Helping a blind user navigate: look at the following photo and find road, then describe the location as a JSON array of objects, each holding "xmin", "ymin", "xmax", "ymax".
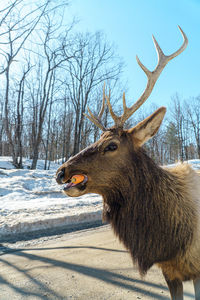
[{"xmin": 0, "ymin": 225, "xmax": 195, "ymax": 299}]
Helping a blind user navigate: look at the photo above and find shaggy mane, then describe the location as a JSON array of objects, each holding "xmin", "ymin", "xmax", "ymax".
[{"xmin": 102, "ymin": 149, "xmax": 196, "ymax": 275}]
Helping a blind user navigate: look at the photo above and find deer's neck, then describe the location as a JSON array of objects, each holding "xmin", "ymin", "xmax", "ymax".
[{"xmin": 102, "ymin": 150, "xmax": 194, "ymax": 275}]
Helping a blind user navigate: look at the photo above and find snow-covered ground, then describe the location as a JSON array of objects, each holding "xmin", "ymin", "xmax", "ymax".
[
  {"xmin": 0, "ymin": 157, "xmax": 102, "ymax": 238},
  {"xmin": 1, "ymin": 157, "xmax": 200, "ymax": 239}
]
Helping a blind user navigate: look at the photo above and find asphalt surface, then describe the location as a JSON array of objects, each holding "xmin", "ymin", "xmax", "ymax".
[{"xmin": 0, "ymin": 225, "xmax": 195, "ymax": 299}]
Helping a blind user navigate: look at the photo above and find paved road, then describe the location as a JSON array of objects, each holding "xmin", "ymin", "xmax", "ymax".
[{"xmin": 0, "ymin": 225, "xmax": 195, "ymax": 299}]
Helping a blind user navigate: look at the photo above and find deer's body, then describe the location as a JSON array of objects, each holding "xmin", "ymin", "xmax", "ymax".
[
  {"xmin": 56, "ymin": 28, "xmax": 200, "ymax": 299},
  {"xmin": 157, "ymin": 165, "xmax": 200, "ymax": 282},
  {"xmin": 102, "ymin": 155, "xmax": 200, "ymax": 280}
]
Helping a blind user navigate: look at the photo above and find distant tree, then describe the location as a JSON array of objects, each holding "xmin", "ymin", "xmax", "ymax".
[
  {"xmin": 170, "ymin": 94, "xmax": 188, "ymax": 162},
  {"xmin": 164, "ymin": 121, "xmax": 179, "ymax": 163},
  {"xmin": 185, "ymin": 96, "xmax": 200, "ymax": 159},
  {"xmin": 0, "ymin": 92, "xmax": 4, "ymax": 156},
  {"xmin": 14, "ymin": 63, "xmax": 32, "ymax": 167}
]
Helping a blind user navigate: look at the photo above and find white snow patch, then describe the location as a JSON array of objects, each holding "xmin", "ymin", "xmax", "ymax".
[{"xmin": 0, "ymin": 157, "xmax": 102, "ymax": 238}]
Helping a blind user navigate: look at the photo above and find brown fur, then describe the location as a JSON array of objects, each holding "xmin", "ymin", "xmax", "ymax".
[
  {"xmin": 56, "ymin": 108, "xmax": 200, "ymax": 286},
  {"xmin": 102, "ymin": 148, "xmax": 198, "ymax": 279}
]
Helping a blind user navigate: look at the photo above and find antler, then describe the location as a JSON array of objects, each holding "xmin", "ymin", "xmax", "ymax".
[
  {"xmin": 84, "ymin": 83, "xmax": 106, "ymax": 131},
  {"xmin": 106, "ymin": 26, "xmax": 188, "ymax": 127},
  {"xmin": 85, "ymin": 26, "xmax": 188, "ymax": 130}
]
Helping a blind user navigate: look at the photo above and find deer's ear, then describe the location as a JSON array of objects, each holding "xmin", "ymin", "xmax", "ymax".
[{"xmin": 128, "ymin": 107, "xmax": 166, "ymax": 147}]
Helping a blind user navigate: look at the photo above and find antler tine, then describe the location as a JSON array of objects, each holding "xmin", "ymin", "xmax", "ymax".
[
  {"xmin": 105, "ymin": 90, "xmax": 131, "ymax": 127},
  {"xmin": 98, "ymin": 83, "xmax": 106, "ymax": 119},
  {"xmin": 84, "ymin": 84, "xmax": 106, "ymax": 131},
  {"xmin": 84, "ymin": 107, "xmax": 106, "ymax": 131},
  {"xmin": 167, "ymin": 26, "xmax": 188, "ymax": 60},
  {"xmin": 108, "ymin": 26, "xmax": 188, "ymax": 128},
  {"xmin": 106, "ymin": 89, "xmax": 119, "ymax": 125}
]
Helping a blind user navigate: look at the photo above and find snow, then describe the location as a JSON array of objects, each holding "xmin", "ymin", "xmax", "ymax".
[
  {"xmin": 0, "ymin": 157, "xmax": 200, "ymax": 239},
  {"xmin": 0, "ymin": 157, "xmax": 102, "ymax": 238},
  {"xmin": 166, "ymin": 160, "xmax": 200, "ymax": 170}
]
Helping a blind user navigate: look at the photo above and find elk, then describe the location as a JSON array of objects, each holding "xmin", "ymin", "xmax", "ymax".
[{"xmin": 56, "ymin": 27, "xmax": 200, "ymax": 300}]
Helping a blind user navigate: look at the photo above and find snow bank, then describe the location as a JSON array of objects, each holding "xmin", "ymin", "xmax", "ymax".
[{"xmin": 0, "ymin": 157, "xmax": 102, "ymax": 238}]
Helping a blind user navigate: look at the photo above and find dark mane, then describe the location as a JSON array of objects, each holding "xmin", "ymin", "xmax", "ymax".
[{"xmin": 102, "ymin": 148, "xmax": 195, "ymax": 275}]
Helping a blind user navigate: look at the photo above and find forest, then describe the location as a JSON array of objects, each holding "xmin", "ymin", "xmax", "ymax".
[{"xmin": 0, "ymin": 0, "xmax": 199, "ymax": 169}]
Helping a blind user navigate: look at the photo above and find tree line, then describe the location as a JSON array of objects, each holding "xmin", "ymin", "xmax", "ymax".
[
  {"xmin": 142, "ymin": 94, "xmax": 200, "ymax": 165},
  {"xmin": 0, "ymin": 0, "xmax": 199, "ymax": 169}
]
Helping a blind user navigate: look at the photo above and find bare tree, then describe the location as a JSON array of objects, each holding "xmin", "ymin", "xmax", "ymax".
[
  {"xmin": 164, "ymin": 121, "xmax": 179, "ymax": 163},
  {"xmin": 170, "ymin": 94, "xmax": 188, "ymax": 162},
  {"xmin": 185, "ymin": 96, "xmax": 200, "ymax": 159},
  {"xmin": 0, "ymin": 92, "xmax": 4, "ymax": 156},
  {"xmin": 14, "ymin": 63, "xmax": 32, "ymax": 167},
  {"xmin": 29, "ymin": 16, "xmax": 74, "ymax": 169},
  {"xmin": 64, "ymin": 31, "xmax": 123, "ymax": 155},
  {"xmin": 0, "ymin": 0, "xmax": 68, "ymax": 167}
]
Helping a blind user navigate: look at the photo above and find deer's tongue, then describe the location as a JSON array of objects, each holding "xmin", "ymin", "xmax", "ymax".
[{"xmin": 64, "ymin": 174, "xmax": 88, "ymax": 191}]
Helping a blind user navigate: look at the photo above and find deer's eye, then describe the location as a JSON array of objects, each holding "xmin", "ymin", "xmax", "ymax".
[{"xmin": 104, "ymin": 142, "xmax": 118, "ymax": 152}]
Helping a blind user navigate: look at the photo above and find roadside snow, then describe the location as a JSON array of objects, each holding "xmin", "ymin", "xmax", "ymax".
[
  {"xmin": 0, "ymin": 157, "xmax": 200, "ymax": 238},
  {"xmin": 0, "ymin": 157, "xmax": 102, "ymax": 238}
]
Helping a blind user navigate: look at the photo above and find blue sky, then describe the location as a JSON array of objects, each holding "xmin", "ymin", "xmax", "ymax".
[{"xmin": 66, "ymin": 0, "xmax": 200, "ymax": 111}]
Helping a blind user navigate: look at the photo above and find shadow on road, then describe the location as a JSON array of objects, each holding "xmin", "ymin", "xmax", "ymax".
[{"xmin": 0, "ymin": 245, "xmax": 194, "ymax": 299}]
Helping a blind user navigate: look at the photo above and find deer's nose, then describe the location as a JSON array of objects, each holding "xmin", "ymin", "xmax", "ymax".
[{"xmin": 56, "ymin": 169, "xmax": 65, "ymax": 184}]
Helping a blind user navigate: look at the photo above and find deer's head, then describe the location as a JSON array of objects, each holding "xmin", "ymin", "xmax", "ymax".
[{"xmin": 56, "ymin": 27, "xmax": 188, "ymax": 198}]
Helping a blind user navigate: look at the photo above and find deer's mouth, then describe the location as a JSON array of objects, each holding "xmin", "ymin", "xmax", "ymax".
[{"xmin": 63, "ymin": 174, "xmax": 88, "ymax": 196}]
